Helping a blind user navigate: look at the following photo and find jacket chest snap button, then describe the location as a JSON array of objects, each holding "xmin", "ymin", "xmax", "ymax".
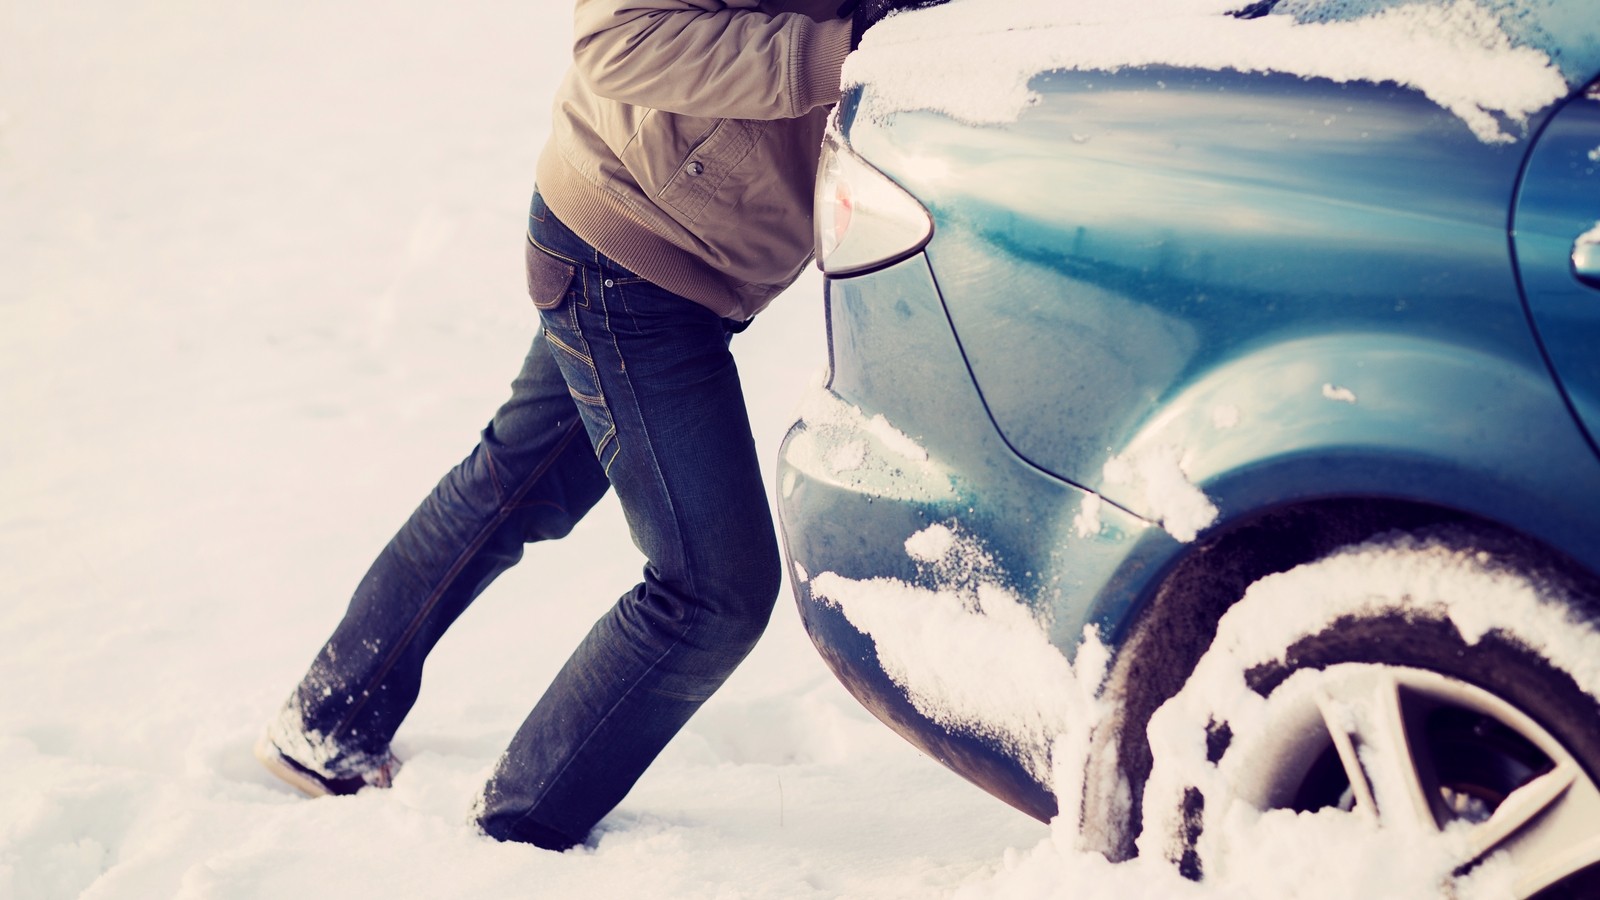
[
  {"xmin": 686, "ymin": 160, "xmax": 705, "ymax": 176},
  {"xmin": 604, "ymin": 278, "xmax": 614, "ymax": 288}
]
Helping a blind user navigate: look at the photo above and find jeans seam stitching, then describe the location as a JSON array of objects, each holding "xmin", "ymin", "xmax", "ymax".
[
  {"xmin": 327, "ymin": 418, "xmax": 590, "ymax": 744},
  {"xmin": 505, "ymin": 271, "xmax": 703, "ymax": 835},
  {"xmin": 567, "ymin": 386, "xmax": 607, "ymax": 407},
  {"xmin": 544, "ymin": 327, "xmax": 593, "ymax": 367},
  {"xmin": 505, "ymin": 593, "xmax": 703, "ymax": 840}
]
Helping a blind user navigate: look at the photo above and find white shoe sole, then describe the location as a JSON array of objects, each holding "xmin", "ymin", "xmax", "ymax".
[{"xmin": 254, "ymin": 733, "xmax": 333, "ymax": 798}]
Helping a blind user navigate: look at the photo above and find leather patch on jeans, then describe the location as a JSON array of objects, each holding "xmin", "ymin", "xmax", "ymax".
[{"xmin": 526, "ymin": 239, "xmax": 575, "ymax": 310}]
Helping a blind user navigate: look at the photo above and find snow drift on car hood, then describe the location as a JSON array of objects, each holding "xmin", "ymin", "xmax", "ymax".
[{"xmin": 845, "ymin": 0, "xmax": 1580, "ymax": 144}]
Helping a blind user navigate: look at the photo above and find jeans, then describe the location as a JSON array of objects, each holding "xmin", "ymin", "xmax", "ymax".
[{"xmin": 275, "ymin": 191, "xmax": 782, "ymax": 850}]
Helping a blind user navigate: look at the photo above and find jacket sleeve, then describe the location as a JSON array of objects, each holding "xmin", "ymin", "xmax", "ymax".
[{"xmin": 572, "ymin": 0, "xmax": 853, "ymax": 120}]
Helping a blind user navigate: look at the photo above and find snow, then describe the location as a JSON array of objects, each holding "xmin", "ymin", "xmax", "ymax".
[
  {"xmin": 847, "ymin": 0, "xmax": 1572, "ymax": 143},
  {"xmin": 811, "ymin": 524, "xmax": 1107, "ymax": 800},
  {"xmin": 1073, "ymin": 493, "xmax": 1105, "ymax": 539},
  {"xmin": 904, "ymin": 523, "xmax": 1005, "ymax": 595},
  {"xmin": 805, "ymin": 525, "xmax": 1600, "ymax": 898},
  {"xmin": 809, "ymin": 572, "xmax": 1091, "ymax": 786},
  {"xmin": 904, "ymin": 523, "xmax": 960, "ymax": 563},
  {"xmin": 1137, "ymin": 529, "xmax": 1600, "ymax": 892},
  {"xmin": 1322, "ymin": 383, "xmax": 1359, "ymax": 403},
  {"xmin": 7, "ymin": 3, "xmax": 1598, "ymax": 899},
  {"xmin": 1, "ymin": 5, "xmax": 1042, "ymax": 897},
  {"xmin": 1102, "ymin": 446, "xmax": 1220, "ymax": 542},
  {"xmin": 1183, "ymin": 531, "xmax": 1600, "ymax": 690},
  {"xmin": 787, "ymin": 384, "xmax": 954, "ymax": 502},
  {"xmin": 1209, "ymin": 406, "xmax": 1241, "ymax": 430}
]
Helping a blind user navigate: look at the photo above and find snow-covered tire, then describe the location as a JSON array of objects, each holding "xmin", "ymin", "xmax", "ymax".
[{"xmin": 1138, "ymin": 529, "xmax": 1600, "ymax": 898}]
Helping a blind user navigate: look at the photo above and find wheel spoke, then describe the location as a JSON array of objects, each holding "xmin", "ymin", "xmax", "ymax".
[
  {"xmin": 1471, "ymin": 757, "xmax": 1600, "ymax": 896},
  {"xmin": 1314, "ymin": 688, "xmax": 1377, "ymax": 819},
  {"xmin": 1316, "ymin": 669, "xmax": 1439, "ymax": 832},
  {"xmin": 1467, "ymin": 758, "xmax": 1576, "ymax": 858}
]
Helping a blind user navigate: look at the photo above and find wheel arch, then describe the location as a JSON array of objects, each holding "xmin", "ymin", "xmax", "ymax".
[
  {"xmin": 1078, "ymin": 495, "xmax": 1600, "ymax": 862},
  {"xmin": 1086, "ymin": 332, "xmax": 1600, "ymax": 567}
]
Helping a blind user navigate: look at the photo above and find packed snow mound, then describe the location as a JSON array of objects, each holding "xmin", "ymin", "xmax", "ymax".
[
  {"xmin": 785, "ymin": 384, "xmax": 955, "ymax": 502},
  {"xmin": 846, "ymin": 0, "xmax": 1574, "ymax": 143},
  {"xmin": 1101, "ymin": 445, "xmax": 1217, "ymax": 543},
  {"xmin": 811, "ymin": 523, "xmax": 1107, "ymax": 794}
]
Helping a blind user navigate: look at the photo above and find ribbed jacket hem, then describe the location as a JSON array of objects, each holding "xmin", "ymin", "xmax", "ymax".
[{"xmin": 535, "ymin": 147, "xmax": 766, "ymax": 320}]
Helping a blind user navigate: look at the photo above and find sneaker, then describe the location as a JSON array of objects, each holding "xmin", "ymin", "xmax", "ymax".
[{"xmin": 254, "ymin": 732, "xmax": 399, "ymax": 797}]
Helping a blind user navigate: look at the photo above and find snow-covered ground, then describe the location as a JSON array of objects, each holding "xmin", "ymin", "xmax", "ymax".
[
  {"xmin": 1, "ymin": 5, "xmax": 1053, "ymax": 897},
  {"xmin": 5, "ymin": 3, "xmax": 1594, "ymax": 899}
]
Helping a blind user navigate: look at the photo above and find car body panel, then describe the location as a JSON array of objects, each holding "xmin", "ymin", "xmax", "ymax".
[
  {"xmin": 780, "ymin": 253, "xmax": 1171, "ymax": 818},
  {"xmin": 778, "ymin": 2, "xmax": 1600, "ymax": 838},
  {"xmin": 1513, "ymin": 84, "xmax": 1600, "ymax": 457},
  {"xmin": 848, "ymin": 68, "xmax": 1600, "ymax": 563}
]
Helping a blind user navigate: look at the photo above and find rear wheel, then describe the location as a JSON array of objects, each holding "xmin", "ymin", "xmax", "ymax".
[{"xmin": 1142, "ymin": 531, "xmax": 1600, "ymax": 897}]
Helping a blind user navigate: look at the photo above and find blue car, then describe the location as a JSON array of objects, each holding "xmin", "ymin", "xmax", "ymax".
[{"xmin": 777, "ymin": 1, "xmax": 1600, "ymax": 894}]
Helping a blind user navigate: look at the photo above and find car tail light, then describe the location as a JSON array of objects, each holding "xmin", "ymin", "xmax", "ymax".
[{"xmin": 814, "ymin": 131, "xmax": 934, "ymax": 277}]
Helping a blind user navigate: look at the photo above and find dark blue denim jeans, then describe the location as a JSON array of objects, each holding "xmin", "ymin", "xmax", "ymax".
[{"xmin": 277, "ymin": 191, "xmax": 781, "ymax": 850}]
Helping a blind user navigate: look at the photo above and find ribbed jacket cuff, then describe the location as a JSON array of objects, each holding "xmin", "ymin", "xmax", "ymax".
[{"xmin": 796, "ymin": 18, "xmax": 853, "ymax": 112}]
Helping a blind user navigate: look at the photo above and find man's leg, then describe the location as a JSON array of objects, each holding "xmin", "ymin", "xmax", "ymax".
[
  {"xmin": 265, "ymin": 327, "xmax": 612, "ymax": 783},
  {"xmin": 476, "ymin": 234, "xmax": 781, "ymax": 850}
]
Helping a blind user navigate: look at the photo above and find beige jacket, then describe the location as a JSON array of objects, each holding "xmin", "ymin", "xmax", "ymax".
[{"xmin": 537, "ymin": 0, "xmax": 853, "ymax": 319}]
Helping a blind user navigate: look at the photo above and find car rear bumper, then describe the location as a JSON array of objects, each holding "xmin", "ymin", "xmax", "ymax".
[{"xmin": 775, "ymin": 253, "xmax": 1173, "ymax": 821}]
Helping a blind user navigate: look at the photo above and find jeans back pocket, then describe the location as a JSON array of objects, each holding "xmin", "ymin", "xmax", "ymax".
[{"xmin": 526, "ymin": 239, "xmax": 576, "ymax": 311}]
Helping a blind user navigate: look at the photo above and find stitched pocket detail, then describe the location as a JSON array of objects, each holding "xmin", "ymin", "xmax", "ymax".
[
  {"xmin": 557, "ymin": 367, "xmax": 619, "ymax": 474},
  {"xmin": 620, "ymin": 113, "xmax": 771, "ymax": 224},
  {"xmin": 526, "ymin": 240, "xmax": 575, "ymax": 311},
  {"xmin": 652, "ymin": 118, "xmax": 767, "ymax": 223},
  {"xmin": 591, "ymin": 426, "xmax": 619, "ymax": 474},
  {"xmin": 536, "ymin": 298, "xmax": 620, "ymax": 475}
]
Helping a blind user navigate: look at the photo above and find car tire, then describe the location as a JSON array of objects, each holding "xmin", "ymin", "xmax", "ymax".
[{"xmin": 1138, "ymin": 529, "xmax": 1600, "ymax": 898}]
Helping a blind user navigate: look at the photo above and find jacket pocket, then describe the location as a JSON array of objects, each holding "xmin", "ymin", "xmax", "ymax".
[
  {"xmin": 647, "ymin": 117, "xmax": 768, "ymax": 224},
  {"xmin": 526, "ymin": 239, "xmax": 576, "ymax": 310}
]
